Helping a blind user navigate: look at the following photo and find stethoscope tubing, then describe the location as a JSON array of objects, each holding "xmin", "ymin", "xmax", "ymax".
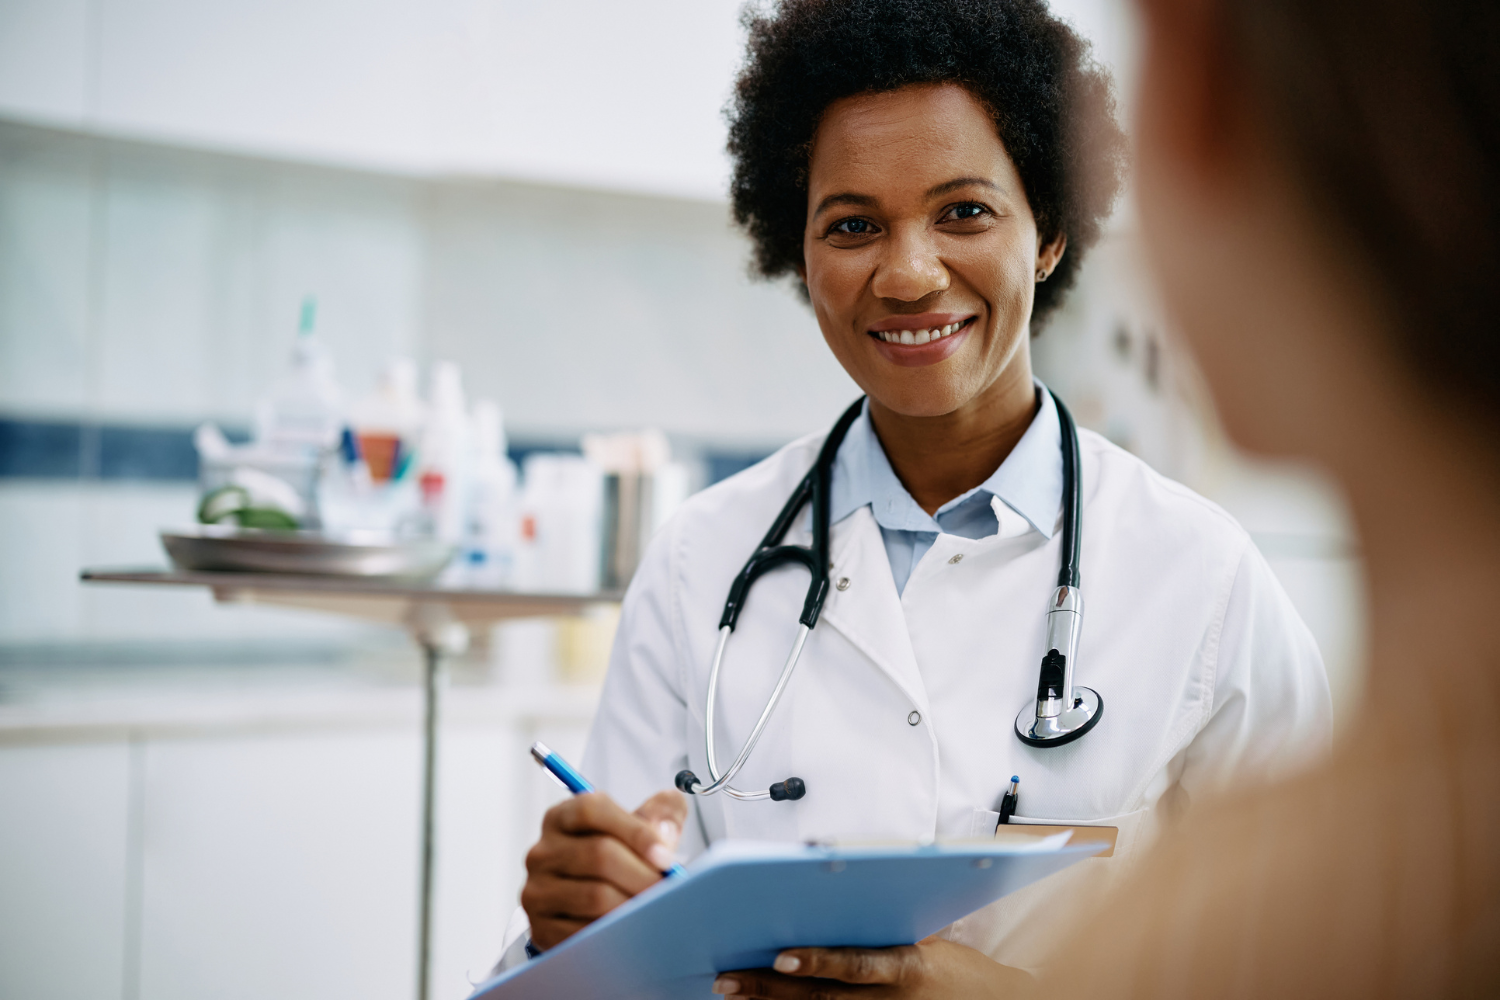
[
  {"xmin": 686, "ymin": 388, "xmax": 1089, "ymax": 801},
  {"xmin": 696, "ymin": 622, "xmax": 812, "ymax": 799}
]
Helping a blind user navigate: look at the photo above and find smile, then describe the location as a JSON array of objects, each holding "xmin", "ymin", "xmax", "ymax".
[{"xmin": 867, "ymin": 316, "xmax": 975, "ymax": 345}]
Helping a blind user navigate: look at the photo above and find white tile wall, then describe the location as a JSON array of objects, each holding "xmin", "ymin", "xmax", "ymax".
[
  {"xmin": 0, "ymin": 117, "xmax": 857, "ymax": 435},
  {"xmin": 0, "ymin": 121, "xmax": 428, "ymax": 425},
  {"xmin": 0, "ymin": 125, "xmax": 95, "ymax": 413},
  {"xmin": 421, "ymin": 181, "xmax": 858, "ymax": 447}
]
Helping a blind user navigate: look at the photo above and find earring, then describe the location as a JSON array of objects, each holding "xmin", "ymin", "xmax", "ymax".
[{"xmin": 1036, "ymin": 268, "xmax": 1049, "ymax": 282}]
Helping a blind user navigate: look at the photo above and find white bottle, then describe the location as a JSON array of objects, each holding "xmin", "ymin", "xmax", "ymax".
[
  {"xmin": 416, "ymin": 361, "xmax": 472, "ymax": 544},
  {"xmin": 463, "ymin": 399, "xmax": 520, "ymax": 588},
  {"xmin": 328, "ymin": 357, "xmax": 425, "ymax": 535},
  {"xmin": 519, "ymin": 453, "xmax": 603, "ymax": 594},
  {"xmin": 255, "ymin": 297, "xmax": 344, "ymax": 455}
]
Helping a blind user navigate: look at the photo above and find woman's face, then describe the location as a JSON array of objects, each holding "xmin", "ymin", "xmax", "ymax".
[{"xmin": 802, "ymin": 83, "xmax": 1063, "ymax": 418}]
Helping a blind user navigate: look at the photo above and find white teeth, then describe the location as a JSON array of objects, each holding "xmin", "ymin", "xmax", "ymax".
[{"xmin": 875, "ymin": 323, "xmax": 966, "ymax": 344}]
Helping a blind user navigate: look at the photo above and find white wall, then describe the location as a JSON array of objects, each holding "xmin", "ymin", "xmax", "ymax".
[
  {"xmin": 422, "ymin": 181, "xmax": 854, "ymax": 446},
  {"xmin": 0, "ymin": 0, "xmax": 746, "ymax": 200},
  {"xmin": 0, "ymin": 0, "xmax": 1139, "ymax": 203}
]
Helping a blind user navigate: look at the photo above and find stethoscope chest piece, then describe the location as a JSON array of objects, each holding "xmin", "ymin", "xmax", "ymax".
[{"xmin": 1014, "ymin": 685, "xmax": 1103, "ymax": 747}]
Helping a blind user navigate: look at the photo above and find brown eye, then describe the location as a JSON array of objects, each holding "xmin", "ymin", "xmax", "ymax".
[
  {"xmin": 945, "ymin": 203, "xmax": 987, "ymax": 221},
  {"xmin": 832, "ymin": 218, "xmax": 875, "ymax": 235}
]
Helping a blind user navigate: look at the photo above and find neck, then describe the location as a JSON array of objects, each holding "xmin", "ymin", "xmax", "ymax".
[{"xmin": 867, "ymin": 356, "xmax": 1039, "ymax": 516}]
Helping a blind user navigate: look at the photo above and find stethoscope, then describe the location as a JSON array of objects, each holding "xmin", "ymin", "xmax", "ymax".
[{"xmin": 674, "ymin": 389, "xmax": 1103, "ymax": 804}]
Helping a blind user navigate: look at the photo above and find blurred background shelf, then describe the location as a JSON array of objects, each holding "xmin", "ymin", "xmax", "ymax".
[{"xmin": 80, "ymin": 567, "xmax": 624, "ymax": 628}]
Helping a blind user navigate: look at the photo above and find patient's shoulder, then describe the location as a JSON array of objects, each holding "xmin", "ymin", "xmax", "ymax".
[{"xmin": 1045, "ymin": 715, "xmax": 1500, "ymax": 998}]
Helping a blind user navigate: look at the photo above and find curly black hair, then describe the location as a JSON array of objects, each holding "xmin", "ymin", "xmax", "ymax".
[{"xmin": 727, "ymin": 0, "xmax": 1127, "ymax": 330}]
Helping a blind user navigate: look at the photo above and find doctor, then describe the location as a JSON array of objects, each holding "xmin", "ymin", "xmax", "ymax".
[{"xmin": 499, "ymin": 0, "xmax": 1331, "ymax": 991}]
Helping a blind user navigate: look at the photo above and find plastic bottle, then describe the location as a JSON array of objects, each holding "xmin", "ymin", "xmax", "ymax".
[
  {"xmin": 254, "ymin": 297, "xmax": 344, "ymax": 455},
  {"xmin": 518, "ymin": 453, "xmax": 603, "ymax": 594},
  {"xmin": 349, "ymin": 358, "xmax": 424, "ymax": 484},
  {"xmin": 462, "ymin": 399, "xmax": 521, "ymax": 587},
  {"xmin": 416, "ymin": 361, "xmax": 472, "ymax": 544}
]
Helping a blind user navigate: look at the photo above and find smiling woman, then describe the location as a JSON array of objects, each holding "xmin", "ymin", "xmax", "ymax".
[{"xmin": 490, "ymin": 2, "xmax": 1331, "ymax": 997}]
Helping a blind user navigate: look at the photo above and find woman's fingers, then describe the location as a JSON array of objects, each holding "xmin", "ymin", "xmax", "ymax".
[
  {"xmin": 773, "ymin": 946, "xmax": 917, "ymax": 984},
  {"xmin": 521, "ymin": 789, "xmax": 684, "ymax": 950},
  {"xmin": 709, "ymin": 947, "xmax": 918, "ymax": 998},
  {"xmin": 520, "ymin": 870, "xmax": 632, "ymax": 923},
  {"xmin": 547, "ymin": 792, "xmax": 678, "ymax": 871},
  {"xmin": 634, "ymin": 788, "xmax": 688, "ymax": 857},
  {"xmin": 526, "ymin": 826, "xmax": 661, "ymax": 897},
  {"xmin": 711, "ymin": 970, "xmax": 879, "ymax": 999}
]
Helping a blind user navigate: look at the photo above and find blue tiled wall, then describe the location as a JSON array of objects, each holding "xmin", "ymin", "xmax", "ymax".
[{"xmin": 0, "ymin": 417, "xmax": 768, "ymax": 487}]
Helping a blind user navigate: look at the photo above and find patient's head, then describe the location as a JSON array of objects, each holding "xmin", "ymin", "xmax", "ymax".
[{"xmin": 1133, "ymin": 0, "xmax": 1499, "ymax": 471}]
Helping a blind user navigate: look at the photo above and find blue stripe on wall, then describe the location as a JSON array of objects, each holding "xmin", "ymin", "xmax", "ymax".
[
  {"xmin": 0, "ymin": 417, "xmax": 770, "ymax": 487},
  {"xmin": 0, "ymin": 420, "xmax": 83, "ymax": 478}
]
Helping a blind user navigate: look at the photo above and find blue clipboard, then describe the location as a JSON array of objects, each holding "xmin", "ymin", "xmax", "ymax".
[{"xmin": 471, "ymin": 836, "xmax": 1101, "ymax": 999}]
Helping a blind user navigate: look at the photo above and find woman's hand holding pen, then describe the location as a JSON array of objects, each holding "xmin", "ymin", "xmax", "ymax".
[
  {"xmin": 711, "ymin": 936, "xmax": 1031, "ymax": 1000},
  {"xmin": 520, "ymin": 788, "xmax": 687, "ymax": 950}
]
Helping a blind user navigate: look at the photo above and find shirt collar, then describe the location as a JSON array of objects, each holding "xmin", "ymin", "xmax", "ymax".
[{"xmin": 826, "ymin": 381, "xmax": 1062, "ymax": 539}]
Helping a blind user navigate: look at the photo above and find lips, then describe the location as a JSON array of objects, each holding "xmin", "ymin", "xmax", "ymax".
[{"xmin": 866, "ymin": 315, "xmax": 976, "ymax": 367}]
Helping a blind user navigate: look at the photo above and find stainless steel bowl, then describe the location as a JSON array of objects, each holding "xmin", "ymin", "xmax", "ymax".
[{"xmin": 161, "ymin": 526, "xmax": 457, "ymax": 579}]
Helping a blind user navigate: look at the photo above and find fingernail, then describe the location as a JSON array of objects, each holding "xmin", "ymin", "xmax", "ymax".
[
  {"xmin": 711, "ymin": 977, "xmax": 740, "ymax": 994},
  {"xmin": 647, "ymin": 843, "xmax": 674, "ymax": 870},
  {"xmin": 657, "ymin": 819, "xmax": 681, "ymax": 850},
  {"xmin": 774, "ymin": 954, "xmax": 801, "ymax": 973}
]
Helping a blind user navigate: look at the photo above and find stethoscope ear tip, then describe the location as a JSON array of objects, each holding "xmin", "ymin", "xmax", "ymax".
[
  {"xmin": 675, "ymin": 770, "xmax": 701, "ymax": 795},
  {"xmin": 769, "ymin": 777, "xmax": 806, "ymax": 801}
]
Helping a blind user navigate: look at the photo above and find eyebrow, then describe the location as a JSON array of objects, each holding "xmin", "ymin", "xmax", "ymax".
[
  {"xmin": 812, "ymin": 192, "xmax": 878, "ymax": 216},
  {"xmin": 926, "ymin": 177, "xmax": 1003, "ymax": 198},
  {"xmin": 812, "ymin": 177, "xmax": 1004, "ymax": 217}
]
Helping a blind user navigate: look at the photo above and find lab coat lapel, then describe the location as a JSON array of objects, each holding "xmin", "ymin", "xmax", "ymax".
[{"xmin": 819, "ymin": 508, "xmax": 930, "ymax": 715}]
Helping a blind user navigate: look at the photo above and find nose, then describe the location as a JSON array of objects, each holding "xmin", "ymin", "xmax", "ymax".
[{"xmin": 870, "ymin": 223, "xmax": 949, "ymax": 302}]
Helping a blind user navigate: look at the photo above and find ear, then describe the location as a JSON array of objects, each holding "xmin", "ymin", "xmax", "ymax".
[{"xmin": 1037, "ymin": 234, "xmax": 1067, "ymax": 278}]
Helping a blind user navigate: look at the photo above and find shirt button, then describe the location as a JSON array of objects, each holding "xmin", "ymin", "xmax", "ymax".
[
  {"xmin": 948, "ymin": 554, "xmax": 964, "ymax": 564},
  {"xmin": 907, "ymin": 710, "xmax": 921, "ymax": 726},
  {"xmin": 836, "ymin": 577, "xmax": 851, "ymax": 591}
]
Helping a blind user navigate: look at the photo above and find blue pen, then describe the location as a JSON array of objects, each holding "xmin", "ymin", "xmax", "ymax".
[{"xmin": 529, "ymin": 741, "xmax": 688, "ymax": 878}]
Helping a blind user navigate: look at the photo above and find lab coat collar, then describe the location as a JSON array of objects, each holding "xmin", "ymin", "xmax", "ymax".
[{"xmin": 826, "ymin": 381, "xmax": 1063, "ymax": 539}]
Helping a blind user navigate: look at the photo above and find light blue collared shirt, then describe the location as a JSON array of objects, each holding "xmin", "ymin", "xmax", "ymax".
[{"xmin": 827, "ymin": 383, "xmax": 1063, "ymax": 596}]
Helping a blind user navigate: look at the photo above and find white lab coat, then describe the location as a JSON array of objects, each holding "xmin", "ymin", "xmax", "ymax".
[{"xmin": 497, "ymin": 427, "xmax": 1331, "ymax": 976}]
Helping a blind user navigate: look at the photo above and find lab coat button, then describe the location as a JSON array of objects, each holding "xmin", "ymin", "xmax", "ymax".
[
  {"xmin": 907, "ymin": 710, "xmax": 921, "ymax": 726},
  {"xmin": 836, "ymin": 577, "xmax": 851, "ymax": 591},
  {"xmin": 948, "ymin": 554, "xmax": 964, "ymax": 564}
]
